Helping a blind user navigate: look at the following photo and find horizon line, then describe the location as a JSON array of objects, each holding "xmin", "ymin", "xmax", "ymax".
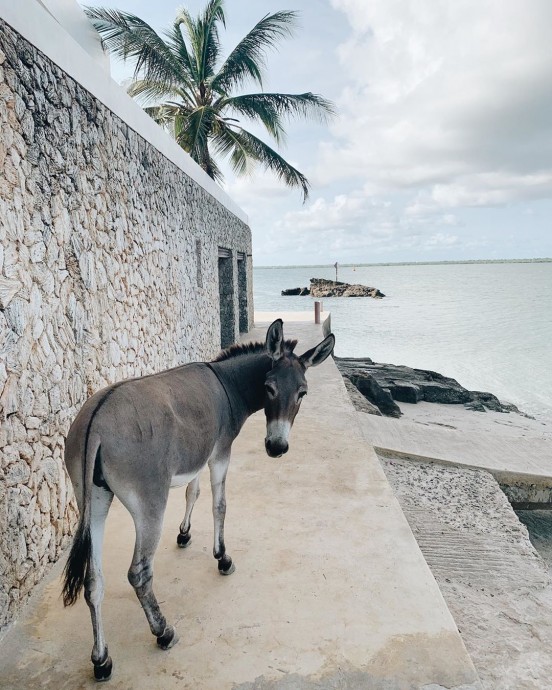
[{"xmin": 254, "ymin": 257, "xmax": 552, "ymax": 269}]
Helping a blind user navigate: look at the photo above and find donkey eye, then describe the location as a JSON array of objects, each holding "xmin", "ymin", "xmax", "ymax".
[
  {"xmin": 265, "ymin": 383, "xmax": 277, "ymax": 398},
  {"xmin": 298, "ymin": 390, "xmax": 307, "ymax": 400}
]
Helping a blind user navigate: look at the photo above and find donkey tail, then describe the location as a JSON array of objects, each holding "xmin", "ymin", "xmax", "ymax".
[
  {"xmin": 62, "ymin": 515, "xmax": 92, "ymax": 606},
  {"xmin": 62, "ymin": 432, "xmax": 101, "ymax": 607}
]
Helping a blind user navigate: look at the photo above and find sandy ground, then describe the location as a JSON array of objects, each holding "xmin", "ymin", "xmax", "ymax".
[{"xmin": 395, "ymin": 399, "xmax": 552, "ymax": 441}]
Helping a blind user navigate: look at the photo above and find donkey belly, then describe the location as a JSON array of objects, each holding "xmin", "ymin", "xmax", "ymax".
[{"xmin": 170, "ymin": 470, "xmax": 201, "ymax": 488}]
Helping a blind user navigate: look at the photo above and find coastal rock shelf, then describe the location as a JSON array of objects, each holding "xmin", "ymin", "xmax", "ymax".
[
  {"xmin": 336, "ymin": 357, "xmax": 521, "ymax": 418},
  {"xmin": 282, "ymin": 278, "xmax": 385, "ymax": 298}
]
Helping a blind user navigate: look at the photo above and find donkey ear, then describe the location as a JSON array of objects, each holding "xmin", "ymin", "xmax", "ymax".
[
  {"xmin": 299, "ymin": 333, "xmax": 335, "ymax": 369},
  {"xmin": 266, "ymin": 319, "xmax": 284, "ymax": 361}
]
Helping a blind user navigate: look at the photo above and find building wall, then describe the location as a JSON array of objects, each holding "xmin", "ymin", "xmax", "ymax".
[{"xmin": 0, "ymin": 12, "xmax": 252, "ymax": 631}]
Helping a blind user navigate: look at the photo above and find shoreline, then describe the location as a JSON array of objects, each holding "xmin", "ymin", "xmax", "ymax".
[{"xmin": 334, "ymin": 355, "xmax": 542, "ymax": 420}]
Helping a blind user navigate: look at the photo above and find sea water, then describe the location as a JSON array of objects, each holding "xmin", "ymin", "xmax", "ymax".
[{"xmin": 253, "ymin": 262, "xmax": 552, "ymax": 419}]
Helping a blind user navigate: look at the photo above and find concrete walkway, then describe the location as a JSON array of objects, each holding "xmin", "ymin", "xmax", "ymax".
[
  {"xmin": 0, "ymin": 315, "xmax": 480, "ymax": 689},
  {"xmin": 357, "ymin": 405, "xmax": 552, "ymax": 490}
]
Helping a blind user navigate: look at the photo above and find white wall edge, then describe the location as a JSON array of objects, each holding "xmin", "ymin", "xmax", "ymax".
[{"xmin": 0, "ymin": 0, "xmax": 249, "ymax": 225}]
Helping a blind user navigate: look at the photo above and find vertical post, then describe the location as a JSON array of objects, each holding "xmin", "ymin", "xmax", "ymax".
[
  {"xmin": 314, "ymin": 301, "xmax": 321, "ymax": 324},
  {"xmin": 334, "ymin": 261, "xmax": 338, "ymax": 282}
]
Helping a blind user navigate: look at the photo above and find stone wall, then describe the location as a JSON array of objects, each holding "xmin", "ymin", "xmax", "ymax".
[{"xmin": 0, "ymin": 19, "xmax": 252, "ymax": 631}]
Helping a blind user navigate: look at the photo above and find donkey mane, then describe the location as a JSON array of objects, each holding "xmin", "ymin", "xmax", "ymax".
[{"xmin": 212, "ymin": 339, "xmax": 298, "ymax": 363}]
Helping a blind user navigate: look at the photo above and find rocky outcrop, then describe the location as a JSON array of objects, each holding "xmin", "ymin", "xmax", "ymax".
[
  {"xmin": 281, "ymin": 278, "xmax": 385, "ymax": 298},
  {"xmin": 310, "ymin": 279, "xmax": 385, "ymax": 298},
  {"xmin": 336, "ymin": 357, "xmax": 521, "ymax": 417}
]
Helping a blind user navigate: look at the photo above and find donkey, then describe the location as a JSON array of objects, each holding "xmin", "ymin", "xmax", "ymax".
[{"xmin": 62, "ymin": 319, "xmax": 335, "ymax": 681}]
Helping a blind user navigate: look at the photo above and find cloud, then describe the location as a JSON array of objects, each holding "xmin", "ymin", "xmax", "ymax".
[
  {"xmin": 321, "ymin": 0, "xmax": 552, "ymax": 207},
  {"xmin": 252, "ymin": 189, "xmax": 478, "ymax": 264}
]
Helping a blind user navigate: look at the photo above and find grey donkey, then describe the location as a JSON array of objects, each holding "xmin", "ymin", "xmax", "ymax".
[{"xmin": 62, "ymin": 319, "xmax": 335, "ymax": 681}]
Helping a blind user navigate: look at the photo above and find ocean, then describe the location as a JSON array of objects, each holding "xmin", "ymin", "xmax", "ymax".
[{"xmin": 253, "ymin": 261, "xmax": 552, "ymax": 419}]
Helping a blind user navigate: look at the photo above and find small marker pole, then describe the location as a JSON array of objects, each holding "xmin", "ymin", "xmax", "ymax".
[{"xmin": 314, "ymin": 301, "xmax": 321, "ymax": 324}]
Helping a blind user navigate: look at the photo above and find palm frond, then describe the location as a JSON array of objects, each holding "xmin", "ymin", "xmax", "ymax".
[
  {"xmin": 212, "ymin": 121, "xmax": 251, "ymax": 176},
  {"xmin": 220, "ymin": 92, "xmax": 336, "ymax": 143},
  {"xmin": 85, "ymin": 7, "xmax": 182, "ymax": 86},
  {"xmin": 127, "ymin": 79, "xmax": 189, "ymax": 106},
  {"xmin": 215, "ymin": 126, "xmax": 310, "ymax": 200},
  {"xmin": 144, "ymin": 103, "xmax": 182, "ymax": 127},
  {"xmin": 212, "ymin": 11, "xmax": 297, "ymax": 93},
  {"xmin": 176, "ymin": 0, "xmax": 225, "ymax": 84},
  {"xmin": 162, "ymin": 20, "xmax": 196, "ymax": 83},
  {"xmin": 175, "ymin": 106, "xmax": 214, "ymax": 165}
]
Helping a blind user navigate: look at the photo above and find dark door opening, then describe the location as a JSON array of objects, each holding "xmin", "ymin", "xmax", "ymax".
[
  {"xmin": 237, "ymin": 252, "xmax": 248, "ymax": 334},
  {"xmin": 218, "ymin": 248, "xmax": 235, "ymax": 348}
]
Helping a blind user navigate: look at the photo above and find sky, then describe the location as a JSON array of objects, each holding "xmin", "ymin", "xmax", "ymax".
[{"xmin": 80, "ymin": 0, "xmax": 552, "ymax": 265}]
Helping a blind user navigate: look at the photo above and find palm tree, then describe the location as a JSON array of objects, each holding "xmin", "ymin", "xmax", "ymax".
[{"xmin": 85, "ymin": 0, "xmax": 334, "ymax": 200}]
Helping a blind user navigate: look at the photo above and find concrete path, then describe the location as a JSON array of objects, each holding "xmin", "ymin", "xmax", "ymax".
[
  {"xmin": 0, "ymin": 315, "xmax": 480, "ymax": 690},
  {"xmin": 357, "ymin": 405, "xmax": 552, "ymax": 489}
]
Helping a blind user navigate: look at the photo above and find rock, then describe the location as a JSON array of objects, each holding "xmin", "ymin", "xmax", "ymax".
[
  {"xmin": 390, "ymin": 382, "xmax": 422, "ymax": 404},
  {"xmin": 5, "ymin": 461, "xmax": 31, "ymax": 487},
  {"xmin": 342, "ymin": 376, "xmax": 382, "ymax": 416},
  {"xmin": 470, "ymin": 391, "xmax": 511, "ymax": 413},
  {"xmin": 346, "ymin": 371, "xmax": 401, "ymax": 417},
  {"xmin": 0, "ymin": 374, "xmax": 19, "ymax": 418},
  {"xmin": 336, "ymin": 357, "xmax": 519, "ymax": 417},
  {"xmin": 311, "ymin": 278, "xmax": 385, "ymax": 298},
  {"xmin": 0, "ymin": 277, "xmax": 22, "ymax": 308},
  {"xmin": 281, "ymin": 278, "xmax": 384, "ymax": 298}
]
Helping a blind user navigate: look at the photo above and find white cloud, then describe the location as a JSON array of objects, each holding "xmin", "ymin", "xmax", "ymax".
[{"xmin": 321, "ymin": 0, "xmax": 552, "ymax": 207}]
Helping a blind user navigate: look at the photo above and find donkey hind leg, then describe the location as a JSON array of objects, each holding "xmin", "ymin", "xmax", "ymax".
[
  {"xmin": 85, "ymin": 485, "xmax": 114, "ymax": 682},
  {"xmin": 128, "ymin": 502, "xmax": 179, "ymax": 650},
  {"xmin": 177, "ymin": 475, "xmax": 200, "ymax": 548},
  {"xmin": 209, "ymin": 455, "xmax": 235, "ymax": 576}
]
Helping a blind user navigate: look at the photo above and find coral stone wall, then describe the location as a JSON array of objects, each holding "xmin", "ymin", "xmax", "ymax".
[{"xmin": 0, "ymin": 19, "xmax": 252, "ymax": 631}]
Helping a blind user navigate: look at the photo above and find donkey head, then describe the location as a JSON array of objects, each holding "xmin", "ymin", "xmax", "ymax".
[{"xmin": 263, "ymin": 319, "xmax": 335, "ymax": 458}]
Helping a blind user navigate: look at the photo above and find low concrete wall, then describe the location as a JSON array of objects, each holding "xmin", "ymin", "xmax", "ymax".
[{"xmin": 0, "ymin": 6, "xmax": 252, "ymax": 630}]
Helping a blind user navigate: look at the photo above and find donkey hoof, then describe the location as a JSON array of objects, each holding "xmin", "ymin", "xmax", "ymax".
[
  {"xmin": 177, "ymin": 532, "xmax": 192, "ymax": 548},
  {"xmin": 157, "ymin": 625, "xmax": 179, "ymax": 650},
  {"xmin": 218, "ymin": 558, "xmax": 236, "ymax": 576},
  {"xmin": 93, "ymin": 655, "xmax": 113, "ymax": 682}
]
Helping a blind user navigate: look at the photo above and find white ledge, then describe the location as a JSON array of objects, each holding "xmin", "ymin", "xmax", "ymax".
[{"xmin": 0, "ymin": 0, "xmax": 248, "ymax": 224}]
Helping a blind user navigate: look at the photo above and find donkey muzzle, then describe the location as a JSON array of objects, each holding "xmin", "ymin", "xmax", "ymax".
[
  {"xmin": 265, "ymin": 420, "xmax": 291, "ymax": 458},
  {"xmin": 265, "ymin": 437, "xmax": 289, "ymax": 458}
]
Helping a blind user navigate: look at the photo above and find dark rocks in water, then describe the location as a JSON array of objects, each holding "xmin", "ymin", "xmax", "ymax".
[
  {"xmin": 335, "ymin": 357, "xmax": 520, "ymax": 418},
  {"xmin": 281, "ymin": 278, "xmax": 384, "ymax": 298}
]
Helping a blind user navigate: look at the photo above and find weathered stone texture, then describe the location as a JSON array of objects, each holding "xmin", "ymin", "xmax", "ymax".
[{"xmin": 0, "ymin": 20, "xmax": 252, "ymax": 631}]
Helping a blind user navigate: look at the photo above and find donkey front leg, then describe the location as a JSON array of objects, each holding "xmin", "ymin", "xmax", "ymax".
[
  {"xmin": 128, "ymin": 502, "xmax": 178, "ymax": 650},
  {"xmin": 209, "ymin": 455, "xmax": 235, "ymax": 575}
]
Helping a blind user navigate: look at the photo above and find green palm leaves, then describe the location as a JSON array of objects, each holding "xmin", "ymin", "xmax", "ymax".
[{"xmin": 86, "ymin": 1, "xmax": 334, "ymax": 200}]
